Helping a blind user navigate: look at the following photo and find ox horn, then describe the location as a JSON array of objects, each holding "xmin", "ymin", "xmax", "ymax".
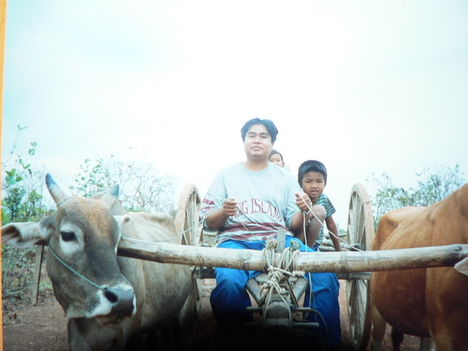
[
  {"xmin": 110, "ymin": 184, "xmax": 120, "ymax": 198},
  {"xmin": 46, "ymin": 173, "xmax": 69, "ymax": 205}
]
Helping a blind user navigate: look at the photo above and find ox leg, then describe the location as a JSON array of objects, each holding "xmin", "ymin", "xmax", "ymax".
[
  {"xmin": 390, "ymin": 328, "xmax": 404, "ymax": 351},
  {"xmin": 124, "ymin": 334, "xmax": 146, "ymax": 351},
  {"xmin": 370, "ymin": 306, "xmax": 387, "ymax": 351},
  {"xmin": 174, "ymin": 279, "xmax": 202, "ymax": 351},
  {"xmin": 154, "ymin": 319, "xmax": 199, "ymax": 351},
  {"xmin": 143, "ymin": 331, "xmax": 158, "ymax": 351},
  {"xmin": 420, "ymin": 337, "xmax": 436, "ymax": 351},
  {"xmin": 144, "ymin": 330, "xmax": 179, "ymax": 351}
]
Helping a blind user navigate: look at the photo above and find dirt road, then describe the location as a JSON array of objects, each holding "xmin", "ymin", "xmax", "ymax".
[{"xmin": 3, "ymin": 280, "xmax": 420, "ymax": 351}]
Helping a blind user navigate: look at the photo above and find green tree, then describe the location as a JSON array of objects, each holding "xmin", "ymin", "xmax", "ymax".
[
  {"xmin": 3, "ymin": 187, "xmax": 26, "ymax": 222},
  {"xmin": 2, "ymin": 126, "xmax": 50, "ymax": 300},
  {"xmin": 2, "ymin": 125, "xmax": 48, "ymax": 223},
  {"xmin": 367, "ymin": 164, "xmax": 465, "ymax": 229},
  {"xmin": 71, "ymin": 158, "xmax": 112, "ymax": 197}
]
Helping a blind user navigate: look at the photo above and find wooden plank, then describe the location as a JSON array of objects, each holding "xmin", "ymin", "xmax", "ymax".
[
  {"xmin": 191, "ymin": 267, "xmax": 371, "ymax": 280},
  {"xmin": 245, "ymin": 278, "xmax": 264, "ymax": 306},
  {"xmin": 117, "ymin": 238, "xmax": 468, "ymax": 273}
]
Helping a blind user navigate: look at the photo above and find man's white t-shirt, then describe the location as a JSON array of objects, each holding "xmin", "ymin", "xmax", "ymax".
[{"xmin": 200, "ymin": 162, "xmax": 301, "ymax": 245}]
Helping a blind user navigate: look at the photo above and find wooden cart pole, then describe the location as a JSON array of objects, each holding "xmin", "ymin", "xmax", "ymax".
[
  {"xmin": 31, "ymin": 245, "xmax": 45, "ymax": 304},
  {"xmin": 117, "ymin": 238, "xmax": 468, "ymax": 273},
  {"xmin": 295, "ymin": 245, "xmax": 468, "ymax": 273}
]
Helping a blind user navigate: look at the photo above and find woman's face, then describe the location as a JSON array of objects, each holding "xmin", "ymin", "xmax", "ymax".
[{"xmin": 269, "ymin": 153, "xmax": 284, "ymax": 167}]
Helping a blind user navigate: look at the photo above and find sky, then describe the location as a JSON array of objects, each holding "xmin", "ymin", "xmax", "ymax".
[{"xmin": 3, "ymin": 0, "xmax": 468, "ymax": 228}]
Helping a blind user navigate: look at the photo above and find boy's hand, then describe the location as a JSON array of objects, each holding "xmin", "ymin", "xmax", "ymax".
[
  {"xmin": 221, "ymin": 198, "xmax": 238, "ymax": 217},
  {"xmin": 295, "ymin": 193, "xmax": 311, "ymax": 213}
]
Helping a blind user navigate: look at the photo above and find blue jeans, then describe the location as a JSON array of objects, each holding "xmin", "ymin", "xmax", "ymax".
[{"xmin": 210, "ymin": 237, "xmax": 341, "ymax": 349}]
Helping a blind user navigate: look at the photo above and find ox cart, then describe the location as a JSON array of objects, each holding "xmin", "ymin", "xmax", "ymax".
[
  {"xmin": 20, "ymin": 182, "xmax": 468, "ymax": 350},
  {"xmin": 117, "ymin": 183, "xmax": 468, "ymax": 351}
]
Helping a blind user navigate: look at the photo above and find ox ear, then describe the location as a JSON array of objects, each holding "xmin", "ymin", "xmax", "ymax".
[
  {"xmin": 1, "ymin": 220, "xmax": 53, "ymax": 248},
  {"xmin": 46, "ymin": 173, "xmax": 69, "ymax": 205},
  {"xmin": 114, "ymin": 215, "xmax": 131, "ymax": 227},
  {"xmin": 454, "ymin": 257, "xmax": 468, "ymax": 277}
]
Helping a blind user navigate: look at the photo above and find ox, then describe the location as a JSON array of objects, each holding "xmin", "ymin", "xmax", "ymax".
[
  {"xmin": 1, "ymin": 174, "xmax": 198, "ymax": 351},
  {"xmin": 370, "ymin": 183, "xmax": 468, "ymax": 351}
]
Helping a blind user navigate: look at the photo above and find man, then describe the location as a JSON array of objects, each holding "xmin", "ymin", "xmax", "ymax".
[{"xmin": 200, "ymin": 118, "xmax": 341, "ymax": 350}]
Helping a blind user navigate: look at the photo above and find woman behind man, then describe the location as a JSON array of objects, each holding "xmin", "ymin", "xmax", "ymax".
[{"xmin": 269, "ymin": 149, "xmax": 291, "ymax": 171}]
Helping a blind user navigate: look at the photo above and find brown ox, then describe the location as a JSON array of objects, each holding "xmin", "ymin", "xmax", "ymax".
[
  {"xmin": 1, "ymin": 174, "xmax": 197, "ymax": 351},
  {"xmin": 370, "ymin": 183, "xmax": 468, "ymax": 351}
]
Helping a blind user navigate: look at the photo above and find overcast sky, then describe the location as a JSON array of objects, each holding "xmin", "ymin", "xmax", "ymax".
[{"xmin": 3, "ymin": 1, "xmax": 468, "ymax": 228}]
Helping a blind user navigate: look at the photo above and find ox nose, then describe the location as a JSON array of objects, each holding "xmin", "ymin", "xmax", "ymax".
[{"xmin": 103, "ymin": 286, "xmax": 135, "ymax": 317}]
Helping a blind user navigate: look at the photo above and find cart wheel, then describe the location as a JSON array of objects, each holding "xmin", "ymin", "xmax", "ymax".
[
  {"xmin": 175, "ymin": 184, "xmax": 202, "ymax": 246},
  {"xmin": 174, "ymin": 184, "xmax": 203, "ymax": 345},
  {"xmin": 346, "ymin": 183, "xmax": 374, "ymax": 351}
]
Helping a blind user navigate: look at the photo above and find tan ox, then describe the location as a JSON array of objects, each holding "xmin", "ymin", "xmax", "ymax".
[
  {"xmin": 370, "ymin": 184, "xmax": 468, "ymax": 351},
  {"xmin": 1, "ymin": 174, "xmax": 197, "ymax": 351}
]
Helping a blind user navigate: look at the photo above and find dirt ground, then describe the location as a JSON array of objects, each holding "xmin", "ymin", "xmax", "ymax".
[{"xmin": 2, "ymin": 279, "xmax": 421, "ymax": 351}]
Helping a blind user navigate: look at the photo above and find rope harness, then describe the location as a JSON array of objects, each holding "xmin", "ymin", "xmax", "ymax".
[
  {"xmin": 48, "ymin": 243, "xmax": 109, "ymax": 293},
  {"xmin": 261, "ymin": 239, "xmax": 303, "ymax": 303},
  {"xmin": 243, "ymin": 237, "xmax": 321, "ymax": 334},
  {"xmin": 261, "ymin": 239, "xmax": 301, "ymax": 328}
]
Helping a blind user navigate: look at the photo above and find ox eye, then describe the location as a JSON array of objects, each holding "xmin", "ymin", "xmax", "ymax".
[{"xmin": 60, "ymin": 231, "xmax": 77, "ymax": 242}]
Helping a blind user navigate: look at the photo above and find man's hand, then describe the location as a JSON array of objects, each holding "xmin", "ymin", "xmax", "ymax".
[
  {"xmin": 295, "ymin": 192, "xmax": 311, "ymax": 213},
  {"xmin": 222, "ymin": 198, "xmax": 238, "ymax": 217}
]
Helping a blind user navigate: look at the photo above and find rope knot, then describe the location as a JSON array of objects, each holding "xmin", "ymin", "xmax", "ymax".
[
  {"xmin": 265, "ymin": 239, "xmax": 278, "ymax": 251},
  {"xmin": 289, "ymin": 239, "xmax": 301, "ymax": 251}
]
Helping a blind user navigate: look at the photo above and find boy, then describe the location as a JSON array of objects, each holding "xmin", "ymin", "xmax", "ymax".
[{"xmin": 297, "ymin": 160, "xmax": 342, "ymax": 251}]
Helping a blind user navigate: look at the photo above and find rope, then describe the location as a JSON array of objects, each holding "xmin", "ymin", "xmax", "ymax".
[
  {"xmin": 142, "ymin": 213, "xmax": 203, "ymax": 243},
  {"xmin": 299, "ymin": 195, "xmax": 361, "ymax": 251},
  {"xmin": 259, "ymin": 239, "xmax": 304, "ymax": 324},
  {"xmin": 47, "ymin": 244, "xmax": 108, "ymax": 293},
  {"xmin": 202, "ymin": 206, "xmax": 270, "ymax": 247}
]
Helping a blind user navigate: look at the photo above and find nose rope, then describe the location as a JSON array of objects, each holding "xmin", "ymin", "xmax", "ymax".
[{"xmin": 47, "ymin": 244, "xmax": 108, "ymax": 293}]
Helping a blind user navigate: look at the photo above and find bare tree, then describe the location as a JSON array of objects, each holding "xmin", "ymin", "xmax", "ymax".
[
  {"xmin": 367, "ymin": 164, "xmax": 465, "ymax": 229},
  {"xmin": 71, "ymin": 156, "xmax": 178, "ymax": 214}
]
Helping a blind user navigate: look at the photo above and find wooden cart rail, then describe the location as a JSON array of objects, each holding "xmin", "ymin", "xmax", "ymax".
[{"xmin": 117, "ymin": 237, "xmax": 468, "ymax": 273}]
